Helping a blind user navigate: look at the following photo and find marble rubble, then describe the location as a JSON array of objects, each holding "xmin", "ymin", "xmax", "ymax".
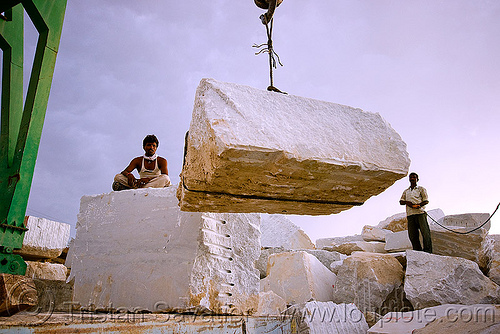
[
  {"xmin": 260, "ymin": 214, "xmax": 314, "ymax": 249},
  {"xmin": 256, "ymin": 291, "xmax": 286, "ymax": 316},
  {"xmin": 325, "ymin": 241, "xmax": 386, "ymax": 255},
  {"xmin": 0, "ymin": 274, "xmax": 37, "ymax": 315},
  {"xmin": 68, "ymin": 187, "xmax": 261, "ymax": 314},
  {"xmin": 256, "ymin": 247, "xmax": 345, "ymax": 278},
  {"xmin": 362, "ymin": 225, "xmax": 392, "ymax": 242},
  {"xmin": 384, "ymin": 230, "xmax": 412, "ymax": 252},
  {"xmin": 260, "ymin": 251, "xmax": 336, "ymax": 305},
  {"xmin": 25, "ymin": 261, "xmax": 68, "ymax": 281},
  {"xmin": 480, "ymin": 235, "xmax": 500, "ymax": 285},
  {"xmin": 404, "ymin": 250, "xmax": 500, "ymax": 309},
  {"xmin": 177, "ymin": 78, "xmax": 410, "ymax": 215},
  {"xmin": 32, "ymin": 278, "xmax": 74, "ymax": 313},
  {"xmin": 285, "ymin": 301, "xmax": 369, "ymax": 334},
  {"xmin": 16, "ymin": 216, "xmax": 70, "ymax": 259},
  {"xmin": 63, "ymin": 174, "xmax": 500, "ymax": 331},
  {"xmin": 376, "ymin": 212, "xmax": 408, "ymax": 232},
  {"xmin": 316, "ymin": 235, "xmax": 363, "ymax": 249},
  {"xmin": 332, "ymin": 252, "xmax": 405, "ymax": 313}
]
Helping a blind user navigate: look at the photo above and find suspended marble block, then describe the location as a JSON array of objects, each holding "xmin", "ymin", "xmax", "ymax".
[{"xmin": 178, "ymin": 78, "xmax": 410, "ymax": 215}]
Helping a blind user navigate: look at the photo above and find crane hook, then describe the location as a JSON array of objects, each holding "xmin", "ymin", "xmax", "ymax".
[{"xmin": 254, "ymin": 0, "xmax": 283, "ymax": 25}]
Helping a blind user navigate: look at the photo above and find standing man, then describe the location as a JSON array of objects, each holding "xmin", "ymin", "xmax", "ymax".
[
  {"xmin": 400, "ymin": 172, "xmax": 432, "ymax": 253},
  {"xmin": 112, "ymin": 135, "xmax": 171, "ymax": 191}
]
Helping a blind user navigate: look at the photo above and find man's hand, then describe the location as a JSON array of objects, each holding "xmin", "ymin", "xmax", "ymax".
[
  {"xmin": 137, "ymin": 178, "xmax": 151, "ymax": 188},
  {"xmin": 400, "ymin": 200, "xmax": 420, "ymax": 209},
  {"xmin": 126, "ymin": 173, "xmax": 137, "ymax": 188}
]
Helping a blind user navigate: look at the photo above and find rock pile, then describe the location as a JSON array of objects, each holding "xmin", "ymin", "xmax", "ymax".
[
  {"xmin": 66, "ymin": 186, "xmax": 498, "ymax": 333},
  {"xmin": 14, "ymin": 216, "xmax": 72, "ymax": 313},
  {"xmin": 258, "ymin": 207, "xmax": 499, "ymax": 332}
]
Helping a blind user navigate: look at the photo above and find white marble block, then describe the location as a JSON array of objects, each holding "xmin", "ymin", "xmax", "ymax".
[
  {"xmin": 256, "ymin": 291, "xmax": 287, "ymax": 316},
  {"xmin": 362, "ymin": 225, "xmax": 393, "ymax": 242},
  {"xmin": 69, "ymin": 187, "xmax": 261, "ymax": 314},
  {"xmin": 260, "ymin": 214, "xmax": 315, "ymax": 249},
  {"xmin": 384, "ymin": 231, "xmax": 412, "ymax": 252},
  {"xmin": 316, "ymin": 235, "xmax": 363, "ymax": 249},
  {"xmin": 332, "ymin": 252, "xmax": 405, "ymax": 313},
  {"xmin": 25, "ymin": 261, "xmax": 68, "ymax": 281},
  {"xmin": 438, "ymin": 213, "xmax": 491, "ymax": 231},
  {"xmin": 430, "ymin": 225, "xmax": 488, "ymax": 264},
  {"xmin": 178, "ymin": 78, "xmax": 410, "ymax": 215},
  {"xmin": 260, "ymin": 251, "xmax": 336, "ymax": 305},
  {"xmin": 16, "ymin": 216, "xmax": 70, "ymax": 259},
  {"xmin": 404, "ymin": 250, "xmax": 500, "ymax": 309}
]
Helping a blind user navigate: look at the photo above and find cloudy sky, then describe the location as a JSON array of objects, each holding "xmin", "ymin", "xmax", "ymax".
[{"xmin": 19, "ymin": 0, "xmax": 499, "ymax": 241}]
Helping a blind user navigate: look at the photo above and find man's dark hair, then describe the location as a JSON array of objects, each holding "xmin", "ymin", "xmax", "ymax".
[
  {"xmin": 409, "ymin": 172, "xmax": 419, "ymax": 180},
  {"xmin": 143, "ymin": 134, "xmax": 159, "ymax": 147}
]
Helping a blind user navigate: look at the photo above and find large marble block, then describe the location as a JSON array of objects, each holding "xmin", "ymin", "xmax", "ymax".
[
  {"xmin": 25, "ymin": 261, "xmax": 68, "ymax": 281},
  {"xmin": 438, "ymin": 213, "xmax": 491, "ymax": 231},
  {"xmin": 404, "ymin": 250, "xmax": 500, "ymax": 309},
  {"xmin": 260, "ymin": 251, "xmax": 336, "ymax": 305},
  {"xmin": 178, "ymin": 78, "xmax": 410, "ymax": 215},
  {"xmin": 385, "ymin": 230, "xmax": 412, "ymax": 252},
  {"xmin": 430, "ymin": 225, "xmax": 488, "ymax": 264},
  {"xmin": 332, "ymin": 252, "xmax": 405, "ymax": 313},
  {"xmin": 69, "ymin": 187, "xmax": 261, "ymax": 314},
  {"xmin": 260, "ymin": 214, "xmax": 315, "ymax": 249},
  {"xmin": 15, "ymin": 216, "xmax": 70, "ymax": 259}
]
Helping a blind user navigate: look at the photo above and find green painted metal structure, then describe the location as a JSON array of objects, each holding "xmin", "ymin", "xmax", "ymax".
[{"xmin": 0, "ymin": 0, "xmax": 67, "ymax": 275}]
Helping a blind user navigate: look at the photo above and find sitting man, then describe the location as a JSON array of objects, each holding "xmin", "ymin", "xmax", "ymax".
[{"xmin": 112, "ymin": 134, "xmax": 171, "ymax": 191}]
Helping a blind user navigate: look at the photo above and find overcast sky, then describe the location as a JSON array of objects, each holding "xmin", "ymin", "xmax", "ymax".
[{"xmin": 19, "ymin": 0, "xmax": 499, "ymax": 241}]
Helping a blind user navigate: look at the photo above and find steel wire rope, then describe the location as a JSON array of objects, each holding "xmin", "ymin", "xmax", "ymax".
[{"xmin": 425, "ymin": 202, "xmax": 500, "ymax": 235}]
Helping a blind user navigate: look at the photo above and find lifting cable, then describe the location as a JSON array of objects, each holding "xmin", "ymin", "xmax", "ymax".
[
  {"xmin": 253, "ymin": 0, "xmax": 286, "ymax": 94},
  {"xmin": 425, "ymin": 202, "xmax": 500, "ymax": 235}
]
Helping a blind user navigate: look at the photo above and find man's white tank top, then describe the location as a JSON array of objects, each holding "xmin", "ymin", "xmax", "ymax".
[{"xmin": 139, "ymin": 158, "xmax": 161, "ymax": 178}]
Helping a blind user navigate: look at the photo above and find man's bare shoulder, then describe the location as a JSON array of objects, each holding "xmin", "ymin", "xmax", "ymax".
[{"xmin": 130, "ymin": 156, "xmax": 143, "ymax": 165}]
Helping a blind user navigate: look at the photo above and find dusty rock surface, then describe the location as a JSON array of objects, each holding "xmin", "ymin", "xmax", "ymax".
[
  {"xmin": 69, "ymin": 187, "xmax": 261, "ymax": 314},
  {"xmin": 285, "ymin": 301, "xmax": 369, "ymax": 334},
  {"xmin": 256, "ymin": 291, "xmax": 286, "ymax": 316},
  {"xmin": 369, "ymin": 304, "xmax": 499, "ymax": 334},
  {"xmin": 15, "ymin": 216, "xmax": 70, "ymax": 260},
  {"xmin": 332, "ymin": 252, "xmax": 405, "ymax": 313},
  {"xmin": 362, "ymin": 225, "xmax": 393, "ymax": 242},
  {"xmin": 25, "ymin": 261, "xmax": 67, "ymax": 281},
  {"xmin": 480, "ymin": 235, "xmax": 500, "ymax": 285},
  {"xmin": 430, "ymin": 225, "xmax": 488, "ymax": 264},
  {"xmin": 261, "ymin": 251, "xmax": 336, "ymax": 305},
  {"xmin": 260, "ymin": 214, "xmax": 315, "ymax": 249},
  {"xmin": 325, "ymin": 241, "xmax": 386, "ymax": 255},
  {"xmin": 316, "ymin": 235, "xmax": 363, "ymax": 249},
  {"xmin": 405, "ymin": 250, "xmax": 500, "ymax": 309}
]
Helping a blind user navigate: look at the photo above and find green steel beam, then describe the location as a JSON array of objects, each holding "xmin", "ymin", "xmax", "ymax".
[{"xmin": 0, "ymin": 0, "xmax": 67, "ymax": 275}]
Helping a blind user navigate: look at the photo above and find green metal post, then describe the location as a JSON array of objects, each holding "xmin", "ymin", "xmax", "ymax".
[{"xmin": 0, "ymin": 0, "xmax": 67, "ymax": 275}]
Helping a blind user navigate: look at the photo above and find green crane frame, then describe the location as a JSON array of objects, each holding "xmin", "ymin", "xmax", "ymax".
[{"xmin": 0, "ymin": 0, "xmax": 67, "ymax": 275}]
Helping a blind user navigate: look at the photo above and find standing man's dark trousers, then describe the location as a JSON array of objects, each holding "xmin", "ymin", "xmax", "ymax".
[{"xmin": 407, "ymin": 213, "xmax": 432, "ymax": 253}]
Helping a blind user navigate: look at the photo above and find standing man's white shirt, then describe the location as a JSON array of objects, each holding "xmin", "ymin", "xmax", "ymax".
[{"xmin": 400, "ymin": 186, "xmax": 428, "ymax": 216}]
